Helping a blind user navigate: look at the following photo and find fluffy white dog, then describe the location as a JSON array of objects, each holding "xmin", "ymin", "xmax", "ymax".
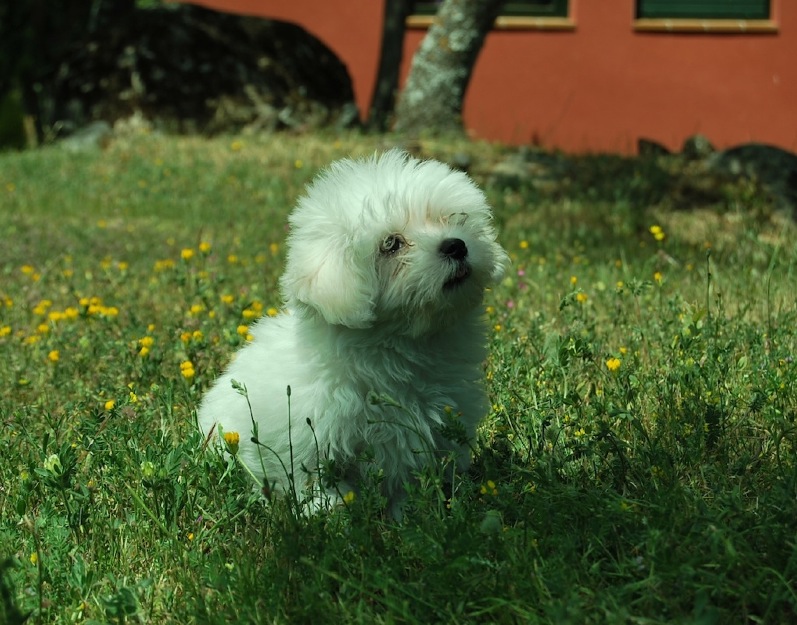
[{"xmin": 197, "ymin": 149, "xmax": 508, "ymax": 516}]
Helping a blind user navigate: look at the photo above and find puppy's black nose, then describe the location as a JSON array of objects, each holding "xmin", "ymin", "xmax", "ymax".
[{"xmin": 439, "ymin": 238, "xmax": 468, "ymax": 261}]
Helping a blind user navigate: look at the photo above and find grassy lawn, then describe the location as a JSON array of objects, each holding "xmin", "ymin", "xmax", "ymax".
[{"xmin": 0, "ymin": 131, "xmax": 795, "ymax": 624}]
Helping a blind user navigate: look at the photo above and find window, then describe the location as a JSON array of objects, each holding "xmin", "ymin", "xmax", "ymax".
[
  {"xmin": 411, "ymin": 1, "xmax": 567, "ymax": 18},
  {"xmin": 408, "ymin": 0, "xmax": 572, "ymax": 30},
  {"xmin": 634, "ymin": 0, "xmax": 775, "ymax": 32},
  {"xmin": 636, "ymin": 0, "xmax": 770, "ymax": 20}
]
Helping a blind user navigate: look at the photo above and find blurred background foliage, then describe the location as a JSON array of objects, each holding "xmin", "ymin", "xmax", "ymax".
[{"xmin": 0, "ymin": 0, "xmax": 356, "ymax": 149}]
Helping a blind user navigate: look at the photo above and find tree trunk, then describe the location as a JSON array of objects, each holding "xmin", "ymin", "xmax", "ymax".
[
  {"xmin": 367, "ymin": 0, "xmax": 412, "ymax": 131},
  {"xmin": 393, "ymin": 0, "xmax": 505, "ymax": 136}
]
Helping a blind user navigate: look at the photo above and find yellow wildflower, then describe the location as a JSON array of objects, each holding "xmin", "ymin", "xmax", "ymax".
[
  {"xmin": 242, "ymin": 301, "xmax": 264, "ymax": 320},
  {"xmin": 606, "ymin": 357, "xmax": 621, "ymax": 372},
  {"xmin": 33, "ymin": 299, "xmax": 53, "ymax": 316},
  {"xmin": 223, "ymin": 431, "xmax": 240, "ymax": 455},
  {"xmin": 48, "ymin": 350, "xmax": 60, "ymax": 363},
  {"xmin": 180, "ymin": 361, "xmax": 196, "ymax": 380},
  {"xmin": 480, "ymin": 480, "xmax": 498, "ymax": 496},
  {"xmin": 649, "ymin": 225, "xmax": 666, "ymax": 242},
  {"xmin": 154, "ymin": 259, "xmax": 175, "ymax": 272}
]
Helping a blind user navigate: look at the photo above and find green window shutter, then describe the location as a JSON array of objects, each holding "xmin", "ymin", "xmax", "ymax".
[
  {"xmin": 636, "ymin": 0, "xmax": 770, "ymax": 19},
  {"xmin": 412, "ymin": 0, "xmax": 568, "ymax": 18}
]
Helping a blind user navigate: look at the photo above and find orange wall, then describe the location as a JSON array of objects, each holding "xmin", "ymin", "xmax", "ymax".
[{"xmin": 188, "ymin": 1, "xmax": 797, "ymax": 154}]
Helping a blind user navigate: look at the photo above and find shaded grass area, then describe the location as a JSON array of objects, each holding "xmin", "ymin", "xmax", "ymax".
[{"xmin": 0, "ymin": 131, "xmax": 795, "ymax": 624}]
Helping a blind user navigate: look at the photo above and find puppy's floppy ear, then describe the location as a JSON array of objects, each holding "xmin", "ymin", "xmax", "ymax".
[
  {"xmin": 280, "ymin": 231, "xmax": 378, "ymax": 329},
  {"xmin": 490, "ymin": 242, "xmax": 511, "ymax": 283}
]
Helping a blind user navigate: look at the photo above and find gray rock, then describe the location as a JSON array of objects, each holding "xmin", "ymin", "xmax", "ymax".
[
  {"xmin": 681, "ymin": 134, "xmax": 716, "ymax": 160},
  {"xmin": 710, "ymin": 143, "xmax": 797, "ymax": 214},
  {"xmin": 60, "ymin": 121, "xmax": 113, "ymax": 152},
  {"xmin": 638, "ymin": 138, "xmax": 671, "ymax": 157},
  {"xmin": 487, "ymin": 148, "xmax": 567, "ymax": 191}
]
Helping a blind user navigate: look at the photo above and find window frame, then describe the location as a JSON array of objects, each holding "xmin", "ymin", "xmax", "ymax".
[
  {"xmin": 636, "ymin": 0, "xmax": 770, "ymax": 20},
  {"xmin": 406, "ymin": 0, "xmax": 575, "ymax": 31},
  {"xmin": 633, "ymin": 0, "xmax": 777, "ymax": 33}
]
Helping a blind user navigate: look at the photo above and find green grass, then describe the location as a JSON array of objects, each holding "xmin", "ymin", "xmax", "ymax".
[{"xmin": 1, "ymin": 131, "xmax": 796, "ymax": 624}]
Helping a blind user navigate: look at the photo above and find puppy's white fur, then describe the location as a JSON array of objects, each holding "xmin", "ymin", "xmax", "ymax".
[{"xmin": 197, "ymin": 149, "xmax": 508, "ymax": 515}]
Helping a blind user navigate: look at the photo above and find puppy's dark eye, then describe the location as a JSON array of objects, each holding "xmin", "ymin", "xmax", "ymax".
[{"xmin": 380, "ymin": 234, "xmax": 405, "ymax": 255}]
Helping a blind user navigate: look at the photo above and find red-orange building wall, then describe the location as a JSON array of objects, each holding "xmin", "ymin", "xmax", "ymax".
[{"xmin": 188, "ymin": 1, "xmax": 797, "ymax": 154}]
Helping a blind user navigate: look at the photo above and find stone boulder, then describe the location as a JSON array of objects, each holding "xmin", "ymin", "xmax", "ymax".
[
  {"xmin": 709, "ymin": 143, "xmax": 797, "ymax": 215},
  {"xmin": 681, "ymin": 134, "xmax": 716, "ymax": 160}
]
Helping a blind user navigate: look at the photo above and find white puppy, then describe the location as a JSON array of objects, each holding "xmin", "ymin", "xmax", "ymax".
[{"xmin": 198, "ymin": 149, "xmax": 508, "ymax": 516}]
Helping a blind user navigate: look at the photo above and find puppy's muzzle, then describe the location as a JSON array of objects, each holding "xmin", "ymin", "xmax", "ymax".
[{"xmin": 440, "ymin": 238, "xmax": 472, "ymax": 290}]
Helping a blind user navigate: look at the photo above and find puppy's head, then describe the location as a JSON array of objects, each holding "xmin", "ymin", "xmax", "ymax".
[{"xmin": 280, "ymin": 149, "xmax": 508, "ymax": 336}]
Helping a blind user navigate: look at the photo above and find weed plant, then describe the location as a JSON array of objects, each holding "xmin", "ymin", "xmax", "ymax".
[{"xmin": 0, "ymin": 131, "xmax": 795, "ymax": 623}]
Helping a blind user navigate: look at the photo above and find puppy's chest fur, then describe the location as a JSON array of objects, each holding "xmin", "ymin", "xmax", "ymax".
[
  {"xmin": 294, "ymin": 313, "xmax": 488, "ymax": 454},
  {"xmin": 304, "ymin": 313, "xmax": 485, "ymax": 387}
]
